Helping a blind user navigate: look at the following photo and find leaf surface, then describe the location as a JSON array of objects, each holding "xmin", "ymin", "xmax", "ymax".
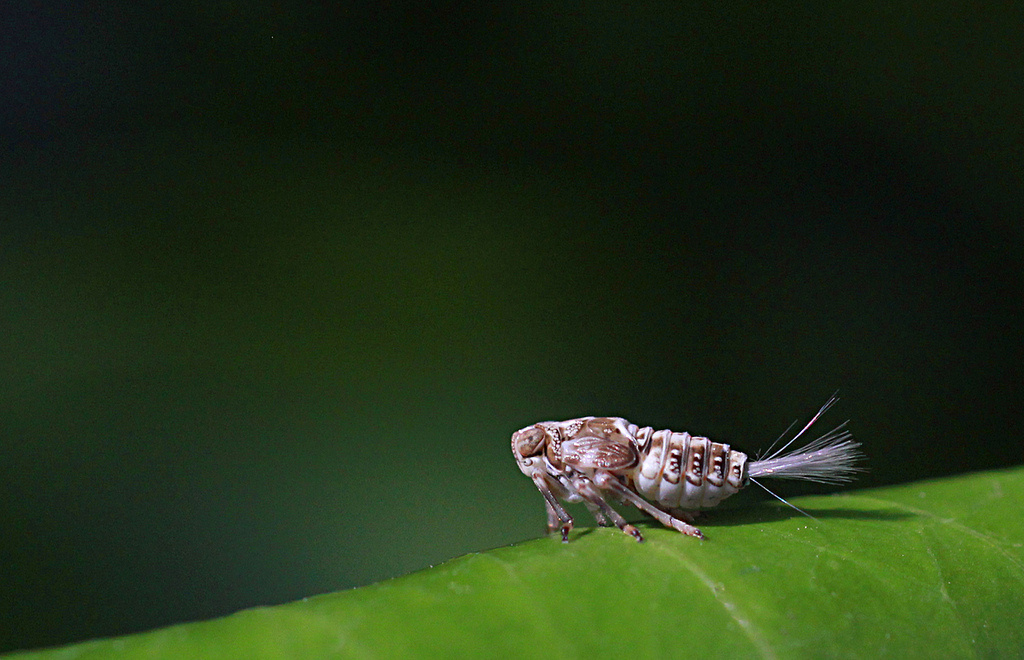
[{"xmin": 9, "ymin": 467, "xmax": 1024, "ymax": 659}]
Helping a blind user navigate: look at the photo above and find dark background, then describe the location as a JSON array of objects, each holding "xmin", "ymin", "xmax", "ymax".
[{"xmin": 2, "ymin": 3, "xmax": 1022, "ymax": 653}]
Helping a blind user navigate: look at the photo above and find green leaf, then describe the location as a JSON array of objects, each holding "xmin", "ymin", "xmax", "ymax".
[{"xmin": 8, "ymin": 467, "xmax": 1024, "ymax": 659}]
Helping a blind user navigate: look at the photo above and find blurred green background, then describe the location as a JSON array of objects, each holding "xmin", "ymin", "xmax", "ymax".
[{"xmin": 2, "ymin": 2, "xmax": 1022, "ymax": 653}]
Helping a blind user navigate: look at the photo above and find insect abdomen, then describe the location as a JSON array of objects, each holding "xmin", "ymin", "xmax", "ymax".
[{"xmin": 635, "ymin": 428, "xmax": 747, "ymax": 509}]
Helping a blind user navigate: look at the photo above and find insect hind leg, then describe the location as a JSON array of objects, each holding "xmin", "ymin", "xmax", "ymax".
[
  {"xmin": 668, "ymin": 508, "xmax": 699, "ymax": 523},
  {"xmin": 583, "ymin": 501, "xmax": 612, "ymax": 527},
  {"xmin": 572, "ymin": 477, "xmax": 643, "ymax": 542},
  {"xmin": 593, "ymin": 472, "xmax": 705, "ymax": 540}
]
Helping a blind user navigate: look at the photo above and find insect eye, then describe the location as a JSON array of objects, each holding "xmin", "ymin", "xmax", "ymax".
[{"xmin": 514, "ymin": 427, "xmax": 547, "ymax": 457}]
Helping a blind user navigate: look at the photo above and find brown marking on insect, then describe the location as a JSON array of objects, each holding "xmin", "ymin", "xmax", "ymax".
[
  {"xmin": 560, "ymin": 419, "xmax": 583, "ymax": 439},
  {"xmin": 639, "ymin": 430, "xmax": 665, "ymax": 481},
  {"xmin": 727, "ymin": 452, "xmax": 747, "ymax": 489},
  {"xmin": 707, "ymin": 443, "xmax": 728, "ymax": 487},
  {"xmin": 562, "ymin": 435, "xmax": 638, "ymax": 471},
  {"xmin": 685, "ymin": 437, "xmax": 708, "ymax": 486},
  {"xmin": 663, "ymin": 445, "xmax": 683, "ymax": 484},
  {"xmin": 579, "ymin": 418, "xmax": 619, "ymax": 437},
  {"xmin": 544, "ymin": 435, "xmax": 564, "ymax": 470},
  {"xmin": 513, "ymin": 427, "xmax": 546, "ymax": 457}
]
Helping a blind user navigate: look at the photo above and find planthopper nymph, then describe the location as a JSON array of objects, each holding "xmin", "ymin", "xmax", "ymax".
[{"xmin": 511, "ymin": 395, "xmax": 862, "ymax": 541}]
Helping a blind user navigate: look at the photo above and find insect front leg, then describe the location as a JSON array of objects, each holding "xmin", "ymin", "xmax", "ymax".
[
  {"xmin": 593, "ymin": 472, "xmax": 705, "ymax": 540},
  {"xmin": 532, "ymin": 474, "xmax": 575, "ymax": 542},
  {"xmin": 544, "ymin": 498, "xmax": 609, "ymax": 531}
]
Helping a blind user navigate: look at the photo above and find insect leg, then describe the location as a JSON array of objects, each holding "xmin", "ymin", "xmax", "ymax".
[
  {"xmin": 532, "ymin": 474, "xmax": 574, "ymax": 542},
  {"xmin": 593, "ymin": 472, "xmax": 705, "ymax": 540},
  {"xmin": 583, "ymin": 501, "xmax": 612, "ymax": 527},
  {"xmin": 668, "ymin": 508, "xmax": 699, "ymax": 523},
  {"xmin": 544, "ymin": 500, "xmax": 559, "ymax": 533},
  {"xmin": 572, "ymin": 478, "xmax": 644, "ymax": 542}
]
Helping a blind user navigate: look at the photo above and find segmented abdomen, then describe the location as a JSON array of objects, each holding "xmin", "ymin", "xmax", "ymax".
[{"xmin": 634, "ymin": 427, "xmax": 748, "ymax": 509}]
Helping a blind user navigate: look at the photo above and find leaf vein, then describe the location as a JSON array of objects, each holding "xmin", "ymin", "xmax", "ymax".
[
  {"xmin": 850, "ymin": 495, "xmax": 1024, "ymax": 577},
  {"xmin": 650, "ymin": 543, "xmax": 777, "ymax": 660}
]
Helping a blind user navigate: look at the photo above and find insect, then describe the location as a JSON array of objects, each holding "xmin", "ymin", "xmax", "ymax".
[{"xmin": 511, "ymin": 395, "xmax": 862, "ymax": 541}]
